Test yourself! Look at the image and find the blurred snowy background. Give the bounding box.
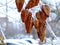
[0,0,60,45]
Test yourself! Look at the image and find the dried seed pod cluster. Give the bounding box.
[15,0,50,42]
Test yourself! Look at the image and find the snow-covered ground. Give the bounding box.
[42,37,60,45]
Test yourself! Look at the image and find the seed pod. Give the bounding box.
[15,0,24,12]
[25,0,39,9]
[34,18,46,42]
[34,18,40,32]
[37,30,45,42]
[35,11,47,42]
[42,5,50,17]
[21,10,29,23]
[25,12,32,33]
[36,11,46,24]
[25,19,34,33]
